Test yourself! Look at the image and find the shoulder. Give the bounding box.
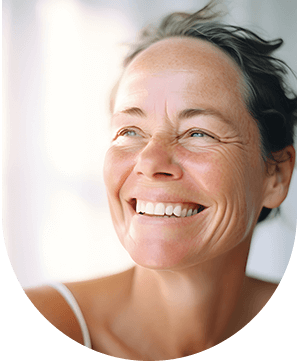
[239,276,278,323]
[64,267,135,317]
[222,276,278,341]
[25,268,135,350]
[63,268,136,351]
[25,284,85,345]
[244,276,278,307]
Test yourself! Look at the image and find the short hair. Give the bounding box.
[116,1,297,223]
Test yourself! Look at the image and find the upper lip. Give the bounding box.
[123,185,210,212]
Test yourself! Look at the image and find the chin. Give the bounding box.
[122,233,193,270]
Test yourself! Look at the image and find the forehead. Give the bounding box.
[114,37,249,123]
[125,36,241,77]
[117,37,243,106]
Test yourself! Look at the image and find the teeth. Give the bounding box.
[145,202,154,215]
[141,201,146,213]
[173,205,182,217]
[136,200,141,213]
[181,208,187,217]
[135,200,204,218]
[154,203,165,216]
[165,205,173,216]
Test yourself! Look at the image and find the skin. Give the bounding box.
[25,37,295,360]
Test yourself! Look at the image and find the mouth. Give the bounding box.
[131,199,206,218]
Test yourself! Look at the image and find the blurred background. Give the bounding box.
[2,0,297,288]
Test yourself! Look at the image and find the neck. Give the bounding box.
[129,239,251,359]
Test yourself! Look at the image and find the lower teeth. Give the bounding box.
[138,213,200,217]
[139,213,172,217]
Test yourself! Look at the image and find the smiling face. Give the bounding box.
[104,37,271,270]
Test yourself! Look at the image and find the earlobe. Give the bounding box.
[262,145,295,209]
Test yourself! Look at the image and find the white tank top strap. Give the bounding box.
[48,282,92,349]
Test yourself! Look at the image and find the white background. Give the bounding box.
[2,0,297,288]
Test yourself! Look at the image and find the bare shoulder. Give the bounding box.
[222,276,278,341]
[64,267,135,316]
[25,285,84,344]
[25,268,135,352]
[62,267,136,352]
[238,276,278,324]
[244,276,278,307]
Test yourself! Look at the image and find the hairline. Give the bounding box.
[110,35,264,156]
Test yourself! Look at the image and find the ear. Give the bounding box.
[262,146,295,209]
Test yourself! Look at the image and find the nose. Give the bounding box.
[133,138,183,180]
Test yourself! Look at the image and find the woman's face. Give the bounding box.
[104,37,270,270]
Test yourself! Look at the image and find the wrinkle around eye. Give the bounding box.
[113,126,145,140]
[177,130,219,149]
[112,127,150,150]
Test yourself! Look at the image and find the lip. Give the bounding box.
[128,197,204,206]
[125,189,209,206]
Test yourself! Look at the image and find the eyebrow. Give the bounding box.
[177,108,232,125]
[113,107,146,118]
[113,107,232,126]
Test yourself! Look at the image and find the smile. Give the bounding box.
[135,199,206,218]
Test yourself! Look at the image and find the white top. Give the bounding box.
[48,282,92,349]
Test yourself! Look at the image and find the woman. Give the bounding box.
[25,2,296,360]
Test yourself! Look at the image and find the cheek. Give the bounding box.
[200,157,226,193]
[181,149,243,196]
[180,147,265,220]
[180,149,264,256]
[103,146,135,197]
[103,147,137,241]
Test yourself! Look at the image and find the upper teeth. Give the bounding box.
[136,200,201,217]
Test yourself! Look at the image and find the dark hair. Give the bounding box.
[118,1,297,223]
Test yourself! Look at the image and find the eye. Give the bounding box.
[190,131,206,138]
[187,129,216,140]
[112,126,146,144]
[117,127,141,138]
[177,128,219,150]
[123,130,137,137]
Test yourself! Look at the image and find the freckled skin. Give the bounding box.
[26,37,295,360]
[104,37,268,269]
[103,38,295,359]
